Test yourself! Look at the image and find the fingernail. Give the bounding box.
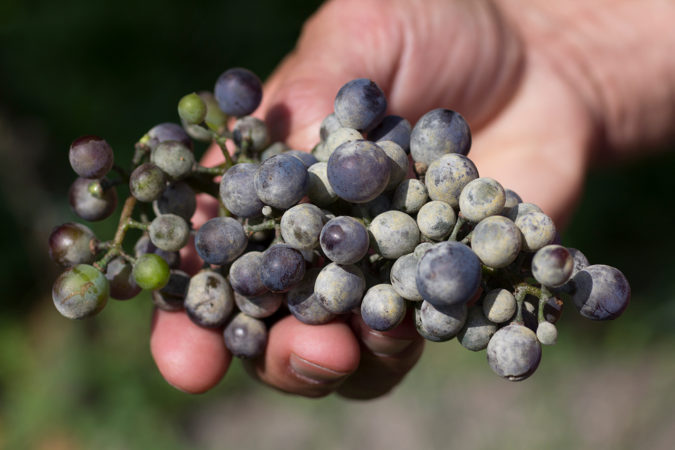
[360,329,414,357]
[289,353,350,384]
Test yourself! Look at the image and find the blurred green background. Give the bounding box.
[1,1,675,449]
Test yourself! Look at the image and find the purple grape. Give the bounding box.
[327,140,390,203]
[254,154,308,210]
[220,163,264,218]
[69,135,114,179]
[48,222,97,267]
[69,177,118,221]
[260,244,306,293]
[195,217,247,265]
[319,216,369,265]
[410,108,471,165]
[368,115,412,153]
[334,78,387,131]
[572,264,630,320]
[145,122,192,151]
[214,68,263,117]
[228,251,267,297]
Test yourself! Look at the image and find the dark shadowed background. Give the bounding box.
[1,1,675,449]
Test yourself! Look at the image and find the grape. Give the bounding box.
[234,291,283,319]
[145,123,192,151]
[150,140,195,180]
[515,212,556,252]
[152,269,190,311]
[261,142,288,162]
[254,154,308,210]
[48,222,97,267]
[280,203,325,250]
[410,108,471,165]
[52,264,108,319]
[260,244,306,293]
[390,253,422,301]
[377,140,408,190]
[233,116,269,152]
[501,188,522,218]
[320,113,342,141]
[542,297,564,324]
[532,245,574,287]
[414,301,467,342]
[521,297,539,332]
[458,177,506,222]
[69,177,118,221]
[416,201,456,241]
[284,150,318,168]
[391,179,428,213]
[69,135,114,179]
[505,202,542,222]
[195,217,247,265]
[482,288,516,323]
[228,251,267,297]
[572,264,630,320]
[219,163,264,218]
[457,306,497,351]
[471,216,522,268]
[368,115,412,153]
[185,269,234,328]
[307,162,338,206]
[416,241,481,308]
[129,163,167,203]
[334,78,387,131]
[320,216,369,265]
[318,127,362,162]
[536,322,558,345]
[214,68,263,117]
[177,92,207,125]
[153,181,196,222]
[568,247,590,276]
[327,140,390,203]
[369,210,420,259]
[223,312,267,358]
[134,234,181,269]
[133,253,170,290]
[413,242,435,260]
[315,263,366,314]
[182,92,227,141]
[361,284,406,332]
[149,214,190,252]
[425,153,479,208]
[105,256,141,300]
[487,324,542,381]
[287,268,336,325]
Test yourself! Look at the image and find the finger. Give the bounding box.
[150,309,231,393]
[471,53,593,227]
[244,315,360,398]
[336,311,424,400]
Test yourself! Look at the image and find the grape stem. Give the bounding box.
[93,196,137,272]
[193,164,227,176]
[449,216,466,241]
[244,219,276,236]
[538,286,552,323]
[215,136,235,169]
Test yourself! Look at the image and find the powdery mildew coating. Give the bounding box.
[315,263,366,314]
[415,301,467,342]
[184,269,234,328]
[334,78,387,131]
[487,324,542,381]
[369,210,420,259]
[416,201,456,241]
[425,153,478,208]
[287,268,335,325]
[572,264,631,320]
[458,306,497,351]
[458,177,506,223]
[532,245,574,287]
[307,162,337,206]
[390,253,423,301]
[377,140,409,191]
[149,214,189,252]
[392,179,428,214]
[471,216,522,268]
[482,288,517,323]
[515,212,557,252]
[151,141,194,180]
[360,284,407,331]
[410,108,471,165]
[280,203,325,250]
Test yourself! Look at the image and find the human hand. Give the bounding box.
[150,0,675,396]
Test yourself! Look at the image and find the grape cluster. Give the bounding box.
[49,69,631,382]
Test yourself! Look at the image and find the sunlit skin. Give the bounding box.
[150,0,675,396]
